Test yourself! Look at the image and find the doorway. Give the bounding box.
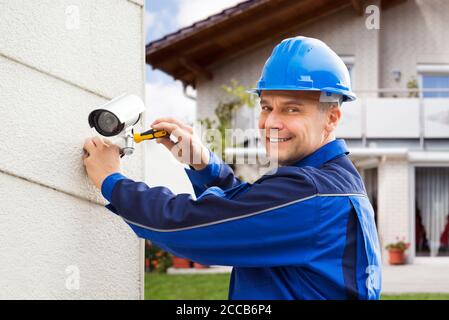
[415,167,449,257]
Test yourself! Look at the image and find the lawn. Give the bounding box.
[145,273,231,300]
[145,273,449,300]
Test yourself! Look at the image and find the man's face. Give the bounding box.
[258,90,333,166]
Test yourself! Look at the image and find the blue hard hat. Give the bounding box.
[250,36,356,102]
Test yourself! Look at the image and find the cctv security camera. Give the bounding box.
[88,94,145,137]
[87,94,168,157]
[88,94,145,156]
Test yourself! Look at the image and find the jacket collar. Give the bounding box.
[292,139,349,168]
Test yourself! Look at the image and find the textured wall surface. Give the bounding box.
[380,0,449,92]
[0,0,145,299]
[377,158,411,263]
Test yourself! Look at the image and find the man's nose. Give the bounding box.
[264,112,284,132]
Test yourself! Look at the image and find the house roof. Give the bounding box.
[145,0,406,88]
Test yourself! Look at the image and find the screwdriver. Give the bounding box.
[133,129,169,143]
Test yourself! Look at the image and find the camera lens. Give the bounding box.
[93,110,123,136]
[97,111,119,133]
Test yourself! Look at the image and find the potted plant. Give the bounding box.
[172,255,192,269]
[385,237,410,265]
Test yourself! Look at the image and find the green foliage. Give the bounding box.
[385,237,410,251]
[407,76,419,98]
[145,241,172,273]
[198,79,257,160]
[221,79,257,110]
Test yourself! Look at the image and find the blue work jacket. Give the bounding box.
[101,139,382,300]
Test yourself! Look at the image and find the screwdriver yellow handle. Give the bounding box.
[134,129,168,143]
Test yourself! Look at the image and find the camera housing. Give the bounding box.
[88,94,146,156]
[88,94,145,137]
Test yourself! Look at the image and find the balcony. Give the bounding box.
[225,89,449,159]
[336,89,449,143]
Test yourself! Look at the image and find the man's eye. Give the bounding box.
[261,106,271,112]
[287,107,299,113]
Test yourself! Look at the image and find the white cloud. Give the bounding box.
[145,9,174,41]
[144,82,196,126]
[144,10,155,32]
[176,0,244,29]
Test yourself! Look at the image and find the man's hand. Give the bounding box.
[151,117,210,170]
[83,137,121,189]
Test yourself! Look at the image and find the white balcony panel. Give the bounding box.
[335,100,362,138]
[366,98,420,138]
[424,99,449,138]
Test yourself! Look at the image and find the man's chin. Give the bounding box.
[265,151,289,166]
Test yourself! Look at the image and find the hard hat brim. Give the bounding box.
[247,88,356,102]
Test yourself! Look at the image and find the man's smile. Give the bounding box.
[266,136,293,143]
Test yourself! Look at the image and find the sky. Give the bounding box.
[144,0,245,124]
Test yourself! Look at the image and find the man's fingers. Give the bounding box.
[103,138,113,146]
[152,122,191,143]
[83,138,96,154]
[156,137,176,151]
[151,117,193,133]
[168,127,190,142]
[92,136,104,149]
[83,136,114,156]
[151,121,181,135]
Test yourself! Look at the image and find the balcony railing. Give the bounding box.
[336,89,449,147]
[225,89,449,157]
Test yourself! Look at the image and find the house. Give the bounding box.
[146,0,449,263]
[0,1,145,298]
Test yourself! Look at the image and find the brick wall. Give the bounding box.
[377,157,412,263]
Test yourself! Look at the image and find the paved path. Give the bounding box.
[382,258,449,293]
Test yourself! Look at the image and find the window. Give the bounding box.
[417,64,449,98]
[422,75,449,98]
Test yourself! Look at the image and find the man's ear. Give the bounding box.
[325,105,341,133]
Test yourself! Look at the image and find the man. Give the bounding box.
[83,36,382,300]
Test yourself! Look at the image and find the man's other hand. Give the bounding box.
[83,137,121,189]
[151,117,210,170]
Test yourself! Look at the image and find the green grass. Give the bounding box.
[145,273,449,300]
[381,293,449,300]
[145,273,231,300]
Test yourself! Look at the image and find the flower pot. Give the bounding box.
[193,262,209,269]
[172,256,191,268]
[388,249,406,265]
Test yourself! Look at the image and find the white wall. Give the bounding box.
[0,0,145,299]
